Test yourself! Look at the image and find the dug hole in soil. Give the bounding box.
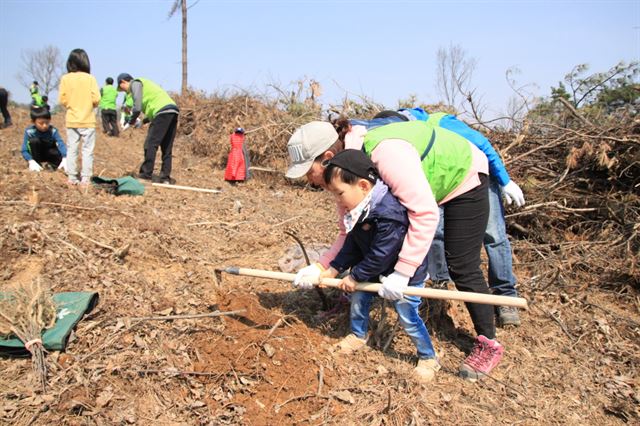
[0,106,638,425]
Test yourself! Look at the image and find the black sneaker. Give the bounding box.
[153,176,176,185]
[133,172,152,181]
[497,306,521,327]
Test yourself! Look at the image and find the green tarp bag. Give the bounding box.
[0,291,99,356]
[91,176,145,196]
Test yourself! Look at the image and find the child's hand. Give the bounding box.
[318,267,338,288]
[338,275,357,292]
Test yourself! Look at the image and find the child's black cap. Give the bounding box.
[327,149,378,183]
[30,106,51,121]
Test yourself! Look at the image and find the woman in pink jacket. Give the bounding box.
[286,118,503,382]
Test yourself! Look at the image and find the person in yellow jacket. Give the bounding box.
[117,73,179,184]
[58,49,100,186]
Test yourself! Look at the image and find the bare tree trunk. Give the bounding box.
[181,0,188,95]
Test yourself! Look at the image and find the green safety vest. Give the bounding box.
[425,112,448,126]
[31,93,43,106]
[99,85,118,110]
[135,78,176,120]
[362,121,473,203]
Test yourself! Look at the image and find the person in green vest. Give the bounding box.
[120,92,135,128]
[116,73,179,184]
[288,119,505,382]
[347,108,526,326]
[99,77,119,137]
[30,81,41,106]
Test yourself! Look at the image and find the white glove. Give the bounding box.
[28,160,43,172]
[378,271,410,301]
[122,123,130,131]
[501,180,525,208]
[57,157,67,171]
[293,263,323,290]
[134,118,142,128]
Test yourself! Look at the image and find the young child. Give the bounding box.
[21,106,67,172]
[313,149,440,383]
[58,48,100,186]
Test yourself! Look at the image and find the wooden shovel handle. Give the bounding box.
[222,267,528,309]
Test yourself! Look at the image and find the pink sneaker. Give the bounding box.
[459,335,504,382]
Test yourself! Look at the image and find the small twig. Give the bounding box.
[382,322,400,353]
[57,238,86,258]
[136,369,220,377]
[556,96,595,127]
[248,166,280,173]
[317,365,324,396]
[186,220,249,227]
[274,393,329,412]
[264,317,285,341]
[128,309,246,322]
[270,216,302,228]
[536,306,575,341]
[504,134,567,166]
[70,230,116,251]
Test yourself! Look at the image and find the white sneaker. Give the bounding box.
[413,358,441,383]
[334,334,367,355]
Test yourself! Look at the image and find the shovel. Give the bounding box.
[219,267,528,309]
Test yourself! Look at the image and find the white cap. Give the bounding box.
[285,122,338,179]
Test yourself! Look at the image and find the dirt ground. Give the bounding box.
[0,109,638,425]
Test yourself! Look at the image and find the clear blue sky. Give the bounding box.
[1,0,638,119]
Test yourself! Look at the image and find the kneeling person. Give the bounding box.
[22,106,67,172]
[297,149,440,383]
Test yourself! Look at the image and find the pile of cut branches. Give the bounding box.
[489,108,639,290]
[174,92,320,170]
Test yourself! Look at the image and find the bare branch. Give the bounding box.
[16,45,64,97]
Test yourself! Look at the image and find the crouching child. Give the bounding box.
[22,106,67,172]
[300,149,440,383]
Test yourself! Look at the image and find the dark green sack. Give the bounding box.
[91,176,145,195]
[0,291,99,355]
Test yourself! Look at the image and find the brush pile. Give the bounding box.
[174,91,321,171]
[487,105,639,293]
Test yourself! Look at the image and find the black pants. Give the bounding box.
[101,109,119,136]
[442,173,495,339]
[0,88,11,126]
[139,112,178,179]
[29,139,62,168]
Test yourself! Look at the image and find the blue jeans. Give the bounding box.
[427,177,518,297]
[350,284,436,359]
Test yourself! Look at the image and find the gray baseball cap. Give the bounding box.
[285,121,338,179]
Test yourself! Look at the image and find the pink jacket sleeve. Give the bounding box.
[370,139,439,277]
[318,203,347,269]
